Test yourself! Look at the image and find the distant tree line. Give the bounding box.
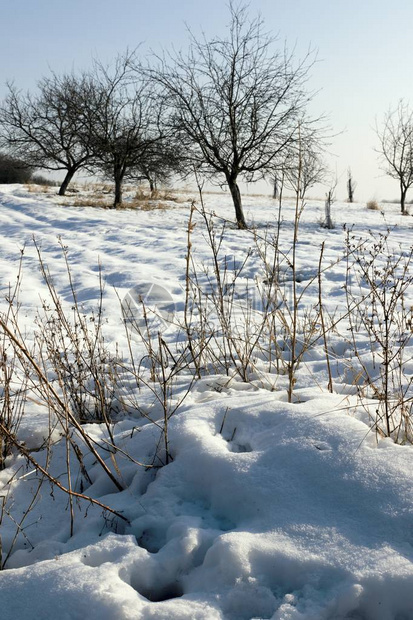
[0,3,327,227]
[0,152,33,184]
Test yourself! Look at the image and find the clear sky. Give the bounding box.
[1,0,413,201]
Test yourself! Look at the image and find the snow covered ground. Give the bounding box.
[0,183,413,619]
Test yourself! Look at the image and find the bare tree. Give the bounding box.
[133,139,184,193]
[149,3,315,228]
[322,184,336,229]
[272,176,279,199]
[82,52,169,208]
[347,167,356,203]
[0,74,94,195]
[376,101,413,214]
[282,142,326,199]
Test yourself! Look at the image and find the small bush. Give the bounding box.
[366,200,379,210]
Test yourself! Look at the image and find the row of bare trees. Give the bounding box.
[0,3,326,225]
[0,54,182,207]
[1,2,410,221]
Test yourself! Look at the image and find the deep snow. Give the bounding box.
[0,184,413,619]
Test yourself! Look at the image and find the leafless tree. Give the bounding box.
[376,101,413,214]
[82,52,170,208]
[133,139,185,193]
[0,74,94,195]
[149,3,316,228]
[347,167,356,203]
[282,141,326,199]
[322,184,336,229]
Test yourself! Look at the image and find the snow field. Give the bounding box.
[0,184,413,619]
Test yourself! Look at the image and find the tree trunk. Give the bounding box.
[400,185,407,214]
[113,174,123,208]
[348,179,353,203]
[228,178,247,229]
[273,177,278,199]
[58,167,77,196]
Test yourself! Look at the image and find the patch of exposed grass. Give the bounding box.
[25,183,54,194]
[71,197,113,208]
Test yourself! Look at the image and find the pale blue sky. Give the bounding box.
[2,0,413,201]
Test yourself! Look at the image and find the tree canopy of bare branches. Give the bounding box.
[0,74,94,195]
[376,101,413,214]
[149,3,316,228]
